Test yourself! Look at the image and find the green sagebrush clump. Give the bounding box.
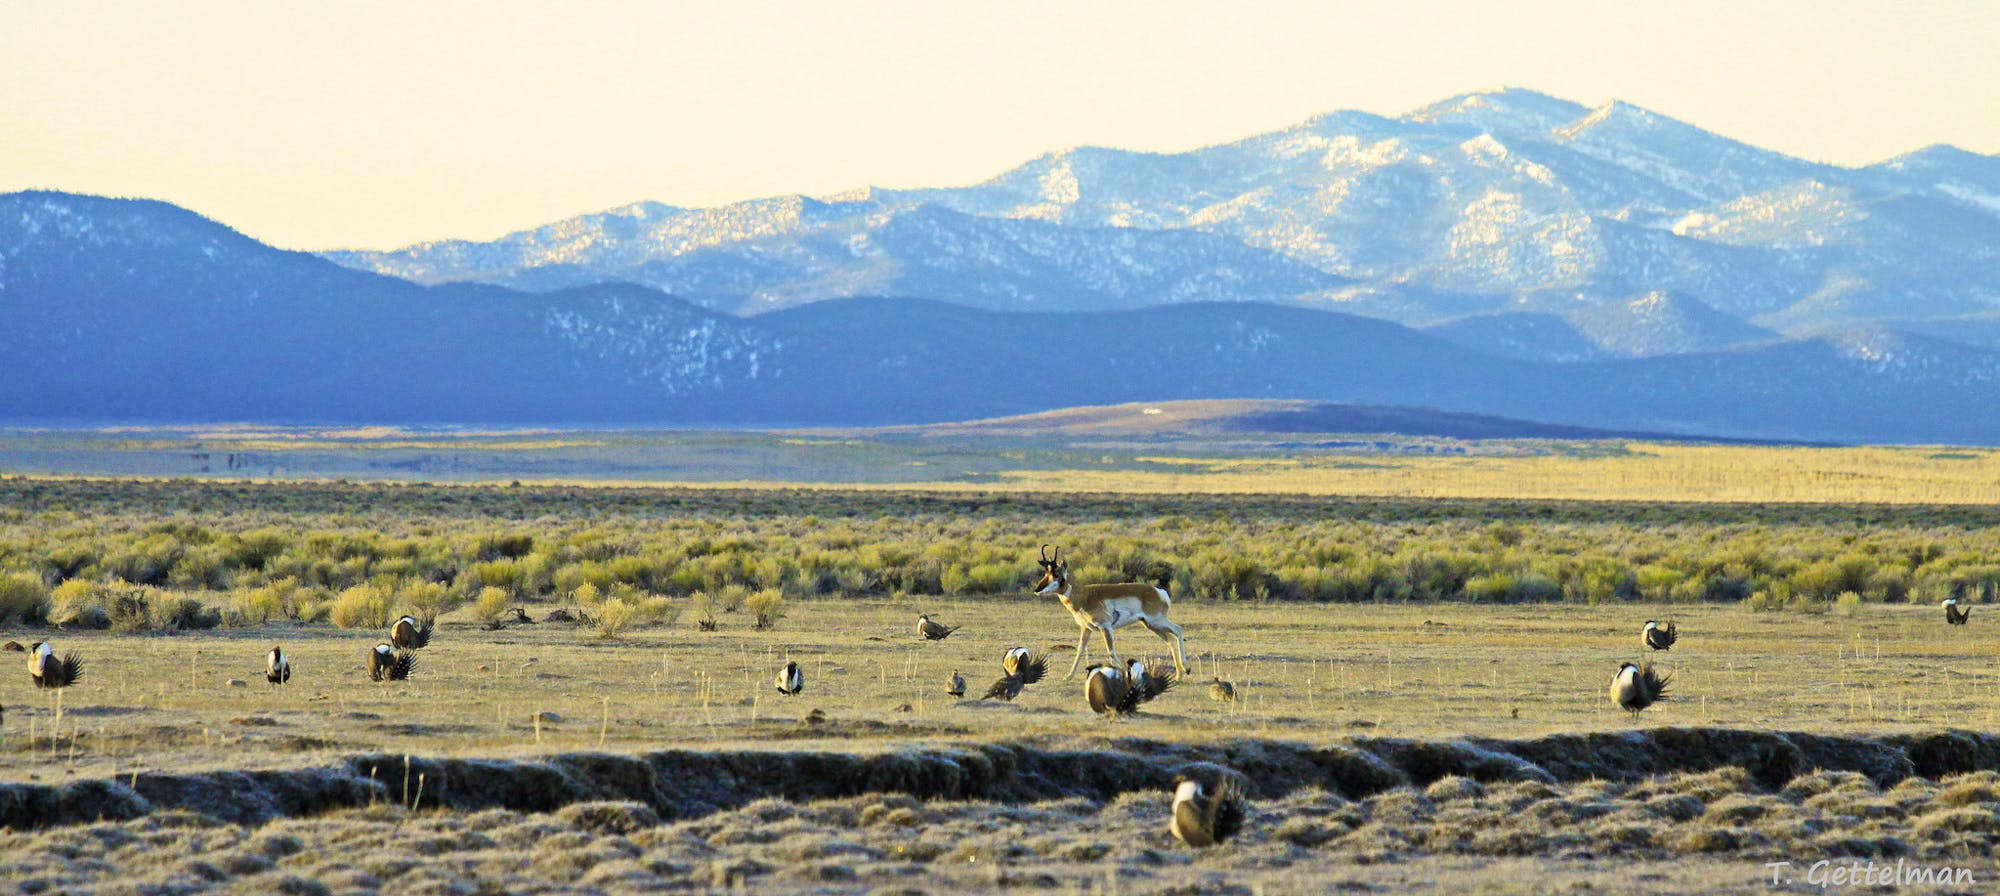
[329,583,394,630]
[107,587,221,632]
[747,588,785,631]
[0,572,52,625]
[10,479,2000,620]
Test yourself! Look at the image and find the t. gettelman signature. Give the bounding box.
[1765,859,1975,889]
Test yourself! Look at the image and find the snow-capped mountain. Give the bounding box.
[9,190,2000,443]
[326,88,2000,353]
[0,191,779,423]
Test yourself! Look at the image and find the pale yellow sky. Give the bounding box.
[4,1,1995,250]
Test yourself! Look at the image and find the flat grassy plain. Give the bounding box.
[3,467,2000,893]
[6,424,2000,502]
[5,600,2000,894]
[5,600,1999,779]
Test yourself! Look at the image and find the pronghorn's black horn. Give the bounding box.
[1040,543,1051,562]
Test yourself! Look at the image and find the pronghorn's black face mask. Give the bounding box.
[1034,545,1067,595]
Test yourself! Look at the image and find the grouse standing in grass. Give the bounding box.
[390,615,433,649]
[28,642,83,690]
[1170,768,1247,847]
[946,670,966,698]
[266,646,291,685]
[1123,658,1177,709]
[1643,620,1678,650]
[775,661,804,696]
[982,646,1049,700]
[1208,678,1237,703]
[1085,663,1131,717]
[368,643,416,682]
[1610,662,1669,717]
[917,614,960,641]
[1945,598,1971,626]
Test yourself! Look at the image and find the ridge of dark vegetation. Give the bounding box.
[4,728,1997,831]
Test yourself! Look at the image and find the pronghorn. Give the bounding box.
[982,646,1050,701]
[917,614,960,641]
[1170,768,1248,847]
[1033,544,1189,679]
[1945,598,1971,626]
[1642,620,1678,650]
[1610,662,1669,717]
[775,661,803,696]
[390,615,433,649]
[266,646,291,685]
[369,643,416,682]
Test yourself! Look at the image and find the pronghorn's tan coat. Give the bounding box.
[1034,545,1190,679]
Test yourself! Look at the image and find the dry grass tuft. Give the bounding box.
[1423,775,1486,803]
[555,801,662,836]
[1933,770,2000,807]
[1910,805,2000,838]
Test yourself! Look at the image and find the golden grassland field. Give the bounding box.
[3,476,2000,893]
[7,426,2000,503]
[5,600,2000,775]
[5,600,2000,894]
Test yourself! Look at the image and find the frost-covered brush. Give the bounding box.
[1033,544,1189,679]
[1610,661,1669,717]
[390,615,433,649]
[1085,663,1131,718]
[917,614,960,641]
[1944,598,1971,626]
[945,670,965,698]
[369,643,417,682]
[1170,770,1247,848]
[775,661,803,696]
[266,646,291,685]
[28,642,83,690]
[1643,620,1678,650]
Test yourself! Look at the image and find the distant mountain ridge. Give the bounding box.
[6,190,2000,444]
[325,89,2000,359]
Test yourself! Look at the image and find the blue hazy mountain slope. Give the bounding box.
[7,190,2000,443]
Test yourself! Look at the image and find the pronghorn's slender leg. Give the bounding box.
[1144,619,1190,675]
[1100,624,1119,670]
[1068,627,1092,678]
